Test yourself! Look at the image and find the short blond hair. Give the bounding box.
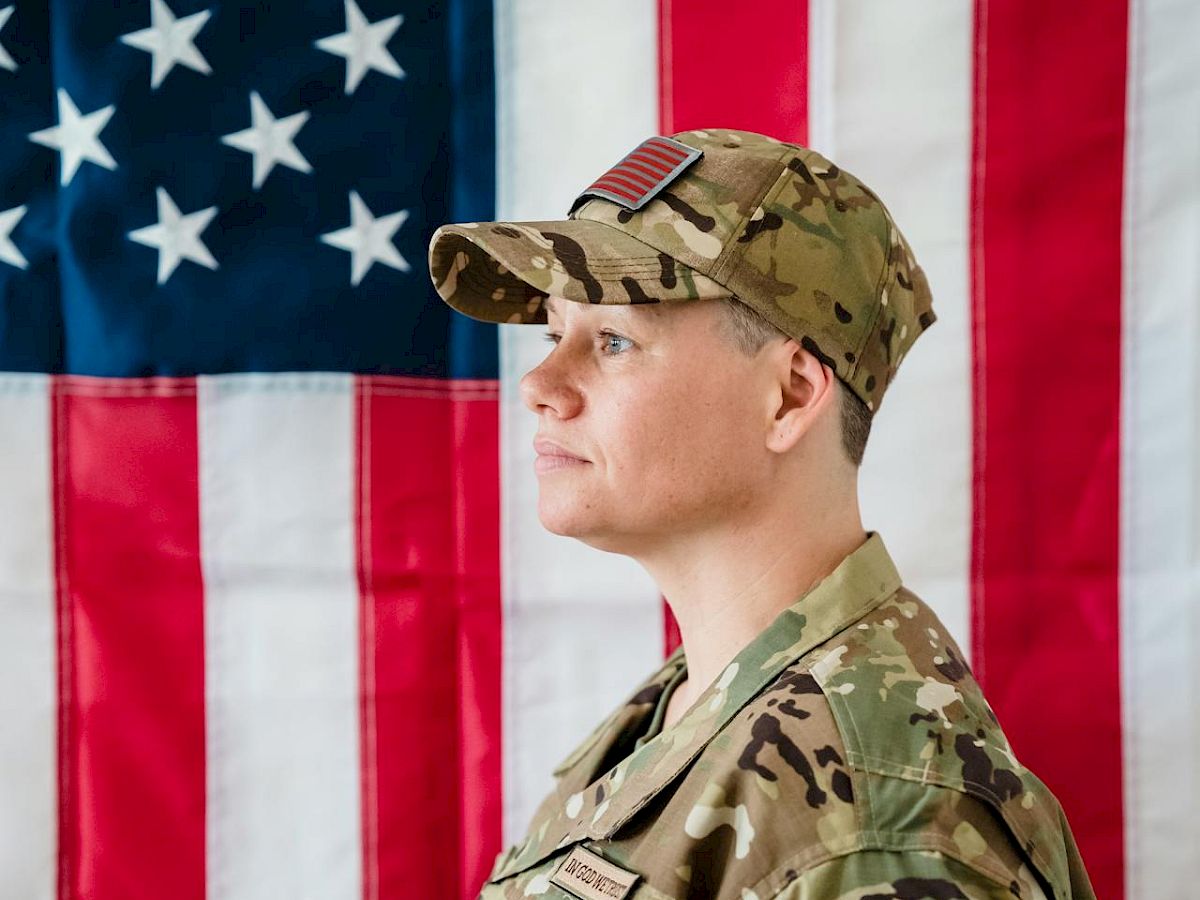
[713,296,873,467]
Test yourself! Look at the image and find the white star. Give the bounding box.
[127,187,218,284]
[120,0,212,90]
[314,0,404,94]
[220,91,312,189]
[28,89,117,186]
[320,191,410,286]
[0,6,17,73]
[0,205,29,270]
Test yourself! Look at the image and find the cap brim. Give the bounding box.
[427,217,731,325]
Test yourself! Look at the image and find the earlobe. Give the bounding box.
[766,353,834,454]
[768,404,810,454]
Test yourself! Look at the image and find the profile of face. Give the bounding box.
[520,295,833,557]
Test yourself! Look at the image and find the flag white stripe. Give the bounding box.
[806,0,837,158]
[810,0,976,658]
[1121,0,1200,894]
[0,375,55,900]
[495,0,666,843]
[198,374,362,899]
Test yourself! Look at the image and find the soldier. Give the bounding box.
[427,129,1097,900]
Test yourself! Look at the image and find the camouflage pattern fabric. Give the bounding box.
[428,128,937,414]
[477,532,1097,900]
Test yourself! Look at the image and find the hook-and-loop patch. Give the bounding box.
[569,136,703,215]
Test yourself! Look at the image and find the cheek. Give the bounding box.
[611,379,754,491]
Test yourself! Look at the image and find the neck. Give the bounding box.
[639,508,868,711]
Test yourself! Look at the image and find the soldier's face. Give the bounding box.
[520,294,777,555]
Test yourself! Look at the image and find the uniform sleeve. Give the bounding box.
[767,846,1053,900]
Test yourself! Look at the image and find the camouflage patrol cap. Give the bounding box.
[427,128,937,413]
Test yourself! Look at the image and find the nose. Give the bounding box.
[519,345,583,419]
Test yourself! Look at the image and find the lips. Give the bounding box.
[535,436,590,472]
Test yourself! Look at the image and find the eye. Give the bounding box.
[541,330,634,356]
[595,331,633,355]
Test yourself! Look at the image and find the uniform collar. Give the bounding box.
[491,531,903,882]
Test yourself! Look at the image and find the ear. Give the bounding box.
[765,338,839,454]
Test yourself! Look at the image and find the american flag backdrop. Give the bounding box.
[0,1,1196,898]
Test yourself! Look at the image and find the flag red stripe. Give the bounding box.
[657,0,809,656]
[636,145,686,167]
[357,379,379,900]
[588,178,641,202]
[626,151,673,176]
[358,377,502,900]
[662,606,682,659]
[607,165,656,190]
[589,173,643,194]
[969,1,1128,897]
[53,378,206,900]
[658,0,809,141]
[595,172,648,196]
[643,138,688,160]
[620,159,669,183]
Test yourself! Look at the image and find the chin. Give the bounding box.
[536,501,631,554]
[536,502,595,539]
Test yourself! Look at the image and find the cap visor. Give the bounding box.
[427,217,730,325]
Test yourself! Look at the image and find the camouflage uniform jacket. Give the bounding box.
[478,531,1098,900]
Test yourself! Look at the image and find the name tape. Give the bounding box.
[549,845,640,900]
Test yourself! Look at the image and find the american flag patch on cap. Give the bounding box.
[569,136,703,214]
